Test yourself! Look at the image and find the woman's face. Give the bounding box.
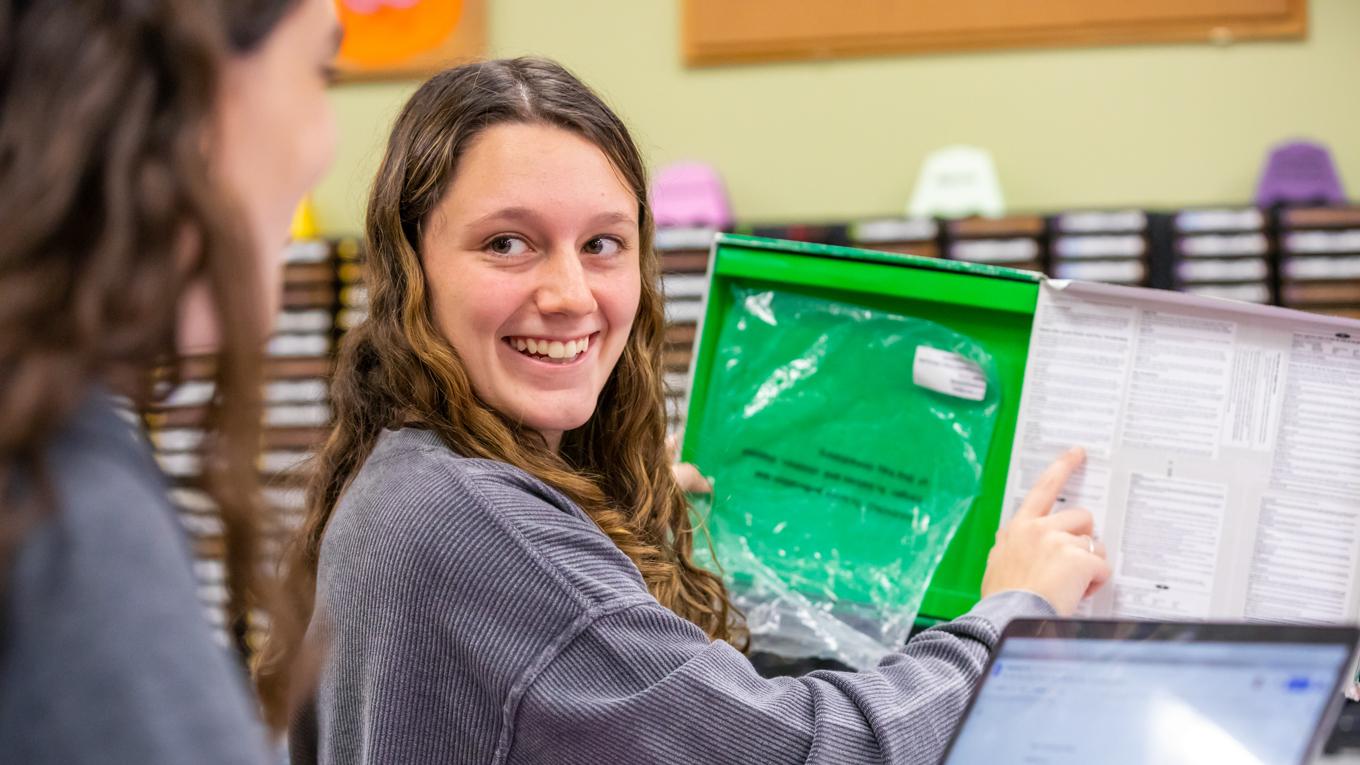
[180,0,340,353]
[420,122,643,451]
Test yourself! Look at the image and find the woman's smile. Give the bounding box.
[502,331,600,365]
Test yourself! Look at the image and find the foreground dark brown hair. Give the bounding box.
[256,58,744,723]
[0,0,300,731]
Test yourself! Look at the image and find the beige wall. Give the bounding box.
[313,0,1360,235]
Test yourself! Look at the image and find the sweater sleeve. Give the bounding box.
[0,423,270,765]
[309,434,1054,765]
[505,591,1049,765]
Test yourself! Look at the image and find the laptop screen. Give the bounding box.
[942,635,1354,765]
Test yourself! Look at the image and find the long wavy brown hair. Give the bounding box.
[257,58,742,721]
[0,0,301,730]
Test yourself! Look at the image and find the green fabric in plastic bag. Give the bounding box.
[690,287,1001,669]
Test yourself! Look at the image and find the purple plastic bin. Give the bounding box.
[1255,140,1346,207]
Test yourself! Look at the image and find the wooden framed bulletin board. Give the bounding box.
[683,0,1307,67]
[333,0,486,81]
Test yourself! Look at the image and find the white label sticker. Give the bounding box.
[913,346,987,401]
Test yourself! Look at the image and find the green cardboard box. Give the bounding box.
[680,233,1040,624]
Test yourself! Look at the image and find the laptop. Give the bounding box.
[939,619,1360,765]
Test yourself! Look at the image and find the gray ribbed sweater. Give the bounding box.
[300,427,1053,764]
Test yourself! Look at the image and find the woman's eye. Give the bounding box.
[488,236,529,256]
[584,237,621,256]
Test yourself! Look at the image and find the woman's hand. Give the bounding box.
[672,462,712,494]
[666,434,712,494]
[980,447,1111,615]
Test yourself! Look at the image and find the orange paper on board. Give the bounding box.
[332,0,484,80]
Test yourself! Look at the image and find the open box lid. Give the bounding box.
[680,233,1040,623]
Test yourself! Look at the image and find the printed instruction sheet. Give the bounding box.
[1003,280,1360,623]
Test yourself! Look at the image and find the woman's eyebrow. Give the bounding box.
[588,210,638,228]
[467,206,542,228]
[465,207,637,229]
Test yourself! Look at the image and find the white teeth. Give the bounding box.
[511,335,592,359]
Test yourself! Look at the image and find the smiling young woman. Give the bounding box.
[263,57,1110,765]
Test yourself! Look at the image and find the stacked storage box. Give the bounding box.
[1170,207,1274,304]
[655,226,719,434]
[1277,206,1360,318]
[944,215,1046,274]
[848,216,940,258]
[146,239,337,651]
[1048,209,1150,286]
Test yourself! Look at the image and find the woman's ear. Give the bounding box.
[176,276,221,357]
[174,224,221,356]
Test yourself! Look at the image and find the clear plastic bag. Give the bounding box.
[689,287,1001,669]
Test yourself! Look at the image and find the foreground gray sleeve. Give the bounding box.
[0,452,270,764]
[506,590,1048,765]
[308,437,1052,765]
